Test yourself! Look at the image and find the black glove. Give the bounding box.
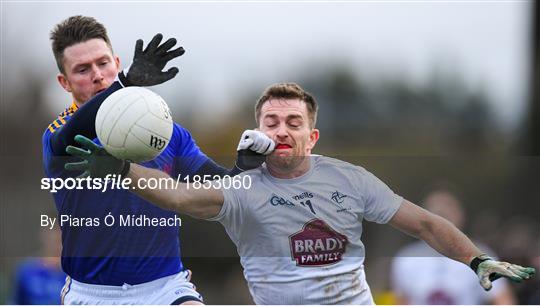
[234,130,275,172]
[235,149,267,171]
[120,33,185,87]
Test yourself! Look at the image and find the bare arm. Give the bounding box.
[128,164,224,219]
[389,200,483,265]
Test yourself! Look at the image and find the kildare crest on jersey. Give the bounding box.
[289,219,348,267]
[331,190,351,212]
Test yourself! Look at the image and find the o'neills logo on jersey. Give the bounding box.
[289,219,348,267]
[292,191,313,201]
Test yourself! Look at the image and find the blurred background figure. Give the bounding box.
[10,221,65,304]
[390,185,516,305]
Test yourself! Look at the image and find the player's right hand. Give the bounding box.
[64,135,130,178]
[237,130,275,154]
[471,255,536,291]
[123,33,185,86]
[235,130,275,171]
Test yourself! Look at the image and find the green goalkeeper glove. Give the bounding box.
[470,254,536,291]
[64,135,130,178]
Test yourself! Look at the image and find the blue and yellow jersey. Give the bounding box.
[46,102,78,134]
[42,92,209,285]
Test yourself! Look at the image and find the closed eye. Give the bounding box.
[288,120,302,128]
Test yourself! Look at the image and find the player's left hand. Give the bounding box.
[123,33,185,86]
[64,135,130,178]
[471,254,536,291]
[235,130,275,171]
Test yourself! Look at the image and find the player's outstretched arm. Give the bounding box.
[195,130,275,177]
[50,34,184,156]
[128,163,224,219]
[389,200,535,290]
[65,135,223,219]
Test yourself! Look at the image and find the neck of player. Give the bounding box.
[267,156,311,179]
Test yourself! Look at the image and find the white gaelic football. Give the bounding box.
[95,87,173,162]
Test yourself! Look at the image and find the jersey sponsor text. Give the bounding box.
[289,219,348,266]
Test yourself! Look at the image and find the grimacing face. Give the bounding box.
[57,38,120,105]
[258,98,319,173]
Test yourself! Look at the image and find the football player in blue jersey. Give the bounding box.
[43,16,274,304]
[11,222,66,304]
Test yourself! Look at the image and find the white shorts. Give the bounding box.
[248,268,375,305]
[61,270,203,305]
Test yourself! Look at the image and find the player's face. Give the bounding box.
[57,38,120,105]
[259,99,319,173]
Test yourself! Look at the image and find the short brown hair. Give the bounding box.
[255,83,318,128]
[50,15,112,73]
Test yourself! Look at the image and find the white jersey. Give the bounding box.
[391,240,506,305]
[209,155,403,304]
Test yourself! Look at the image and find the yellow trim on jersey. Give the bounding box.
[68,102,79,113]
[47,101,79,133]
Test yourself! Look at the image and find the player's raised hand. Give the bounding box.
[235,130,275,171]
[124,33,185,86]
[470,254,536,291]
[64,135,130,178]
[237,130,275,154]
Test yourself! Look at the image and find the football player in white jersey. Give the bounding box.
[66,83,536,304]
[391,188,516,304]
